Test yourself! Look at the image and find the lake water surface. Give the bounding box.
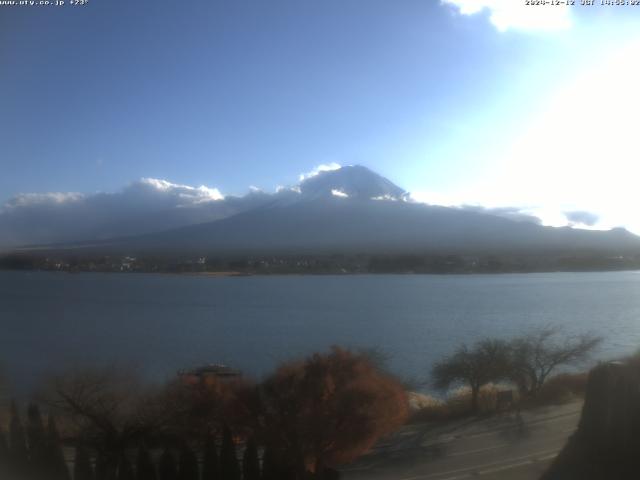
[2,270,640,393]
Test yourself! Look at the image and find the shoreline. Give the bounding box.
[2,268,640,277]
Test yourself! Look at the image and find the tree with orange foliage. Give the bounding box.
[257,346,409,478]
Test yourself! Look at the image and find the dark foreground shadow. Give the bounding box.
[542,361,640,480]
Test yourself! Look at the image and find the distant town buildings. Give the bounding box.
[178,364,243,385]
[4,252,640,275]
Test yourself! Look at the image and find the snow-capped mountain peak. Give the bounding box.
[297,165,407,201]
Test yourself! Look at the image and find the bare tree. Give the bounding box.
[432,339,511,413]
[507,327,601,397]
[41,366,162,476]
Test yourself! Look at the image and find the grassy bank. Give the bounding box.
[409,371,589,424]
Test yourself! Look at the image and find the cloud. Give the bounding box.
[5,192,85,209]
[2,179,223,214]
[409,191,542,224]
[485,39,640,234]
[331,189,349,198]
[459,205,542,225]
[0,178,231,248]
[409,190,466,207]
[565,210,599,227]
[372,194,399,201]
[298,163,341,182]
[131,178,224,205]
[442,0,572,32]
[276,185,302,194]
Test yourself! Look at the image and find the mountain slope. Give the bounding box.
[100,196,640,256]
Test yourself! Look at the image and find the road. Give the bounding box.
[341,402,582,480]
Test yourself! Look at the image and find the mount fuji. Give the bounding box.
[55,165,640,257]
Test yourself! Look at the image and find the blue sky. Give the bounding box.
[2,0,640,233]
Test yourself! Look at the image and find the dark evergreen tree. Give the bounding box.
[260,446,278,480]
[47,414,70,480]
[220,425,240,480]
[0,426,9,478]
[178,444,198,480]
[136,446,157,480]
[242,437,260,480]
[9,401,29,476]
[317,467,340,480]
[261,446,296,480]
[158,449,178,480]
[74,446,95,480]
[27,403,48,478]
[201,435,219,480]
[116,453,134,480]
[95,450,116,480]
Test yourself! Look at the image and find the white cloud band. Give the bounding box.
[298,163,342,182]
[442,0,572,32]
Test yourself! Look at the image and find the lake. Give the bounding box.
[2,270,640,394]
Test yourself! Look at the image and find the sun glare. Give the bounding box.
[495,37,640,232]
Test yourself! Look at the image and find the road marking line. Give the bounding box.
[479,452,558,475]
[447,443,508,457]
[444,431,570,459]
[536,453,559,462]
[463,411,580,440]
[396,448,560,480]
[434,475,472,480]
[478,459,534,475]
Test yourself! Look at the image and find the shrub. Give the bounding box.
[525,372,588,407]
[409,384,518,423]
